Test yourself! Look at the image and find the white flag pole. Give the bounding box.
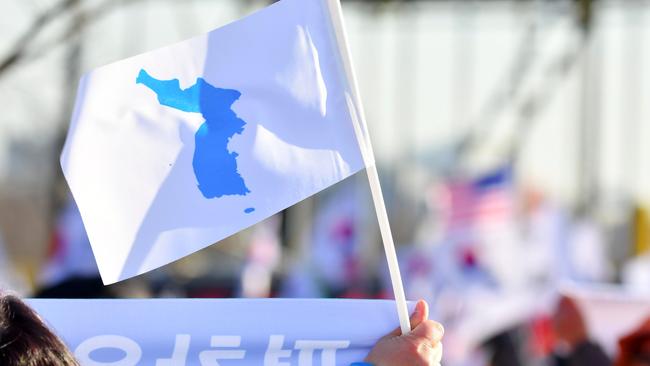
[323,0,412,335]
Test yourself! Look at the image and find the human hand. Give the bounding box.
[364,300,444,366]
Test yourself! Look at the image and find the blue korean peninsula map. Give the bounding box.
[136,69,253,211]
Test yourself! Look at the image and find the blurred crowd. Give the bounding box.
[1,163,649,366]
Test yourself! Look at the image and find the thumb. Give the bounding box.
[409,299,429,330]
[386,300,429,337]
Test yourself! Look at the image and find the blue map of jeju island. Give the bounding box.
[136,69,251,203]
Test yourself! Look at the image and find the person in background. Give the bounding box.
[484,329,524,366]
[0,292,79,365]
[551,295,610,366]
[615,317,650,366]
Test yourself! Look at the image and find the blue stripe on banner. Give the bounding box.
[28,298,413,366]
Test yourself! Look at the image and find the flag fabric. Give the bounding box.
[435,167,517,286]
[61,0,368,284]
[29,298,413,366]
[441,167,515,233]
[310,180,365,295]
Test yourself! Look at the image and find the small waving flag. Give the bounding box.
[61,0,369,284]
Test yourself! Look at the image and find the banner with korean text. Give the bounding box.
[29,299,412,366]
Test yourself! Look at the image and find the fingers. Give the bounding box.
[412,321,444,366]
[371,308,445,366]
[411,319,445,344]
[430,342,443,366]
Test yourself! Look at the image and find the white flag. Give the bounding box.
[61,0,370,284]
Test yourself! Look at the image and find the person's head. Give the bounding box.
[616,317,650,366]
[552,295,588,349]
[0,292,78,365]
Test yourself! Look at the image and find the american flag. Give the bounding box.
[439,166,516,233]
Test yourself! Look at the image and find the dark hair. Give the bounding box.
[616,317,650,366]
[0,293,79,365]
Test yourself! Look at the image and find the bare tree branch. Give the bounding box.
[0,0,267,79]
[0,0,78,75]
[19,0,118,67]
